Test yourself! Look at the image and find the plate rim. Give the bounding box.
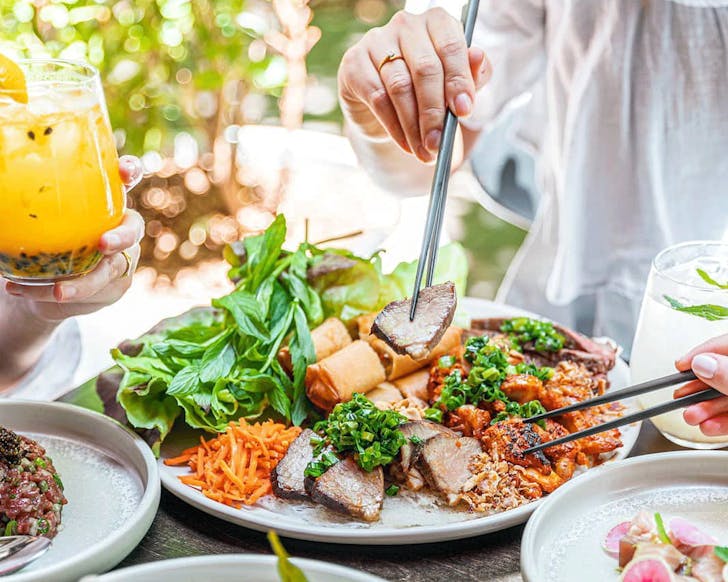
[82,553,387,581]
[520,450,728,582]
[158,297,639,545]
[0,400,161,582]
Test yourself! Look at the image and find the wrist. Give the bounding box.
[0,290,60,391]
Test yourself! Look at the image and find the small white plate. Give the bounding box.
[82,554,386,582]
[159,298,640,544]
[521,451,728,582]
[0,401,160,582]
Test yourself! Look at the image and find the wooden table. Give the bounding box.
[81,410,684,581]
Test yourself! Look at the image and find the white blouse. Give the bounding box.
[417,0,728,351]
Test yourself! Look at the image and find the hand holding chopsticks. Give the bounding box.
[409,0,481,321]
[521,370,722,455]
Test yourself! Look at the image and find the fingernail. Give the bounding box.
[105,234,121,249]
[416,145,433,162]
[454,93,472,117]
[4,284,21,297]
[60,286,77,301]
[425,130,441,152]
[693,354,718,379]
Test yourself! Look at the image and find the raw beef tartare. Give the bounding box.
[0,426,67,538]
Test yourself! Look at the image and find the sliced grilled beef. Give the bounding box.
[469,317,617,375]
[417,434,482,496]
[305,456,384,522]
[271,429,316,501]
[372,281,457,360]
[398,421,458,473]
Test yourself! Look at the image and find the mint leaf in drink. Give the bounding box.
[664,296,728,321]
[697,268,728,289]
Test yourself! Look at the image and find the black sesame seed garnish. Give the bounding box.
[29,214,37,219]
[44,126,53,136]
[39,185,48,193]
[27,130,35,141]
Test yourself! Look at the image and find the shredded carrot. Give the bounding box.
[164,419,302,508]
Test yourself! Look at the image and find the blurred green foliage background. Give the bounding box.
[0,0,524,297]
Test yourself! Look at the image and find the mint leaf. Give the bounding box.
[715,546,728,563]
[697,268,728,289]
[664,295,728,321]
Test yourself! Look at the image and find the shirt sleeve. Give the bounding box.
[405,0,547,132]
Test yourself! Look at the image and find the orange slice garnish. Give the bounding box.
[0,54,28,104]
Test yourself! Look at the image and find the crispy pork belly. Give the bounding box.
[305,456,384,522]
[372,282,457,361]
[271,429,316,501]
[481,420,551,474]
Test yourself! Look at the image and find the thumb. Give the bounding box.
[469,47,492,90]
[691,353,728,396]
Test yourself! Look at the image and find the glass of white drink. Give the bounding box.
[631,241,728,449]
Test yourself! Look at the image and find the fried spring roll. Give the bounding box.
[305,340,386,412]
[367,382,404,407]
[356,313,376,340]
[392,369,430,401]
[369,325,463,380]
[279,317,352,371]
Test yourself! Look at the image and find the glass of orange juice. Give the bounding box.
[0,58,125,284]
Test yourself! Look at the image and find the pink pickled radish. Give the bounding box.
[620,558,675,582]
[604,521,632,558]
[668,517,717,547]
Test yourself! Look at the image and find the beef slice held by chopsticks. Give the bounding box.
[372,281,457,361]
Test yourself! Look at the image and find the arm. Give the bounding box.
[0,156,144,393]
[340,0,546,195]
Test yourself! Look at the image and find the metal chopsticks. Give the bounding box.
[409,0,481,321]
[522,387,720,456]
[524,370,698,424]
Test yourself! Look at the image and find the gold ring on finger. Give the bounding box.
[377,52,405,73]
[120,250,133,279]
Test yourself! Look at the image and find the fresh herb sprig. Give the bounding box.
[500,317,565,353]
[268,531,308,582]
[697,268,728,290]
[664,295,728,322]
[654,512,672,545]
[304,394,407,477]
[715,546,728,563]
[113,216,320,452]
[426,336,551,427]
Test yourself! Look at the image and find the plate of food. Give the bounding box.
[521,451,728,582]
[102,215,639,545]
[82,533,385,581]
[0,402,160,582]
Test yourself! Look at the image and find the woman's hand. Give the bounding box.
[674,334,728,436]
[3,155,144,321]
[338,8,491,163]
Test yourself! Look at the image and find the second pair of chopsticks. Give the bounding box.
[408,0,481,321]
[522,370,723,455]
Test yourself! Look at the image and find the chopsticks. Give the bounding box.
[522,372,722,456]
[409,0,481,321]
[524,370,698,424]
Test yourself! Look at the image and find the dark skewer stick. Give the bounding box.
[522,387,722,455]
[524,370,698,424]
[409,0,481,321]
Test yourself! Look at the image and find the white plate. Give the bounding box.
[82,554,386,582]
[521,451,728,582]
[159,298,640,544]
[0,401,160,582]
